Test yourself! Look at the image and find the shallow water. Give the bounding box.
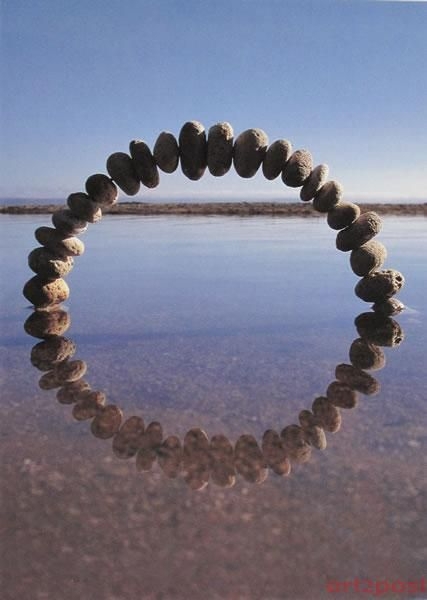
[1,214,426,600]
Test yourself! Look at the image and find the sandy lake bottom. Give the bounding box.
[1,214,426,600]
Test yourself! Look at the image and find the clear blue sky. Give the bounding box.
[1,0,426,202]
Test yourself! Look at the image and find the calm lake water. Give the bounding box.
[1,214,426,600]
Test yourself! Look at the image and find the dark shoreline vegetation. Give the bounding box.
[1,202,426,217]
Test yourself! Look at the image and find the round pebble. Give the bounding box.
[73,390,106,421]
[280,425,312,463]
[355,269,404,302]
[326,381,358,408]
[349,338,386,371]
[54,359,87,384]
[372,297,405,317]
[28,247,74,279]
[261,429,291,476]
[350,241,387,276]
[67,193,102,223]
[297,412,327,450]
[24,308,70,338]
[23,276,70,309]
[85,174,118,207]
[153,131,179,173]
[300,164,329,202]
[112,416,146,459]
[233,128,268,178]
[129,140,160,188]
[179,121,207,181]
[31,337,76,371]
[234,434,268,484]
[335,363,380,395]
[56,379,91,405]
[262,139,292,181]
[39,370,62,390]
[90,405,123,439]
[35,227,85,257]
[106,152,140,196]
[136,448,157,472]
[281,149,313,187]
[355,313,404,347]
[336,211,382,252]
[158,436,183,479]
[311,396,341,432]
[52,209,88,236]
[183,428,210,490]
[210,434,236,488]
[327,202,361,230]
[139,421,163,451]
[207,122,234,177]
[312,180,343,213]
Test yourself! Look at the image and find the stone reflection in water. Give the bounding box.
[25,306,405,490]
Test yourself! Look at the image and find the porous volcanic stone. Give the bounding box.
[335,363,380,395]
[35,227,85,257]
[207,122,234,177]
[300,164,329,201]
[355,313,404,347]
[262,139,292,181]
[91,405,123,439]
[31,337,76,371]
[129,140,159,188]
[312,180,343,213]
[350,241,387,276]
[281,149,313,187]
[261,430,291,476]
[178,121,207,180]
[112,416,146,459]
[52,209,88,236]
[106,152,140,196]
[372,298,405,317]
[327,202,361,230]
[233,128,268,178]
[28,247,74,279]
[157,436,182,479]
[54,359,87,384]
[349,338,386,371]
[24,308,70,339]
[23,276,70,309]
[355,269,404,302]
[67,193,102,223]
[210,434,236,488]
[85,174,118,207]
[234,434,268,484]
[326,381,358,408]
[153,132,179,173]
[336,211,382,252]
[280,425,312,463]
[56,379,91,405]
[311,397,341,432]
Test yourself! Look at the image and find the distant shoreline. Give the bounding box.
[0,202,425,217]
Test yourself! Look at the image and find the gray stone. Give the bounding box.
[67,193,102,223]
[300,164,329,201]
[261,430,291,476]
[335,363,380,395]
[280,425,312,463]
[24,308,70,339]
[85,174,118,207]
[372,298,405,317]
[38,370,62,390]
[281,149,313,187]
[311,396,341,432]
[312,180,343,213]
[350,240,387,276]
[349,338,386,371]
[207,122,234,177]
[355,269,404,302]
[112,416,146,459]
[23,276,70,309]
[326,381,358,408]
[35,227,85,257]
[327,202,361,230]
[262,139,292,181]
[52,209,88,236]
[298,412,327,450]
[153,132,179,173]
[106,152,140,196]
[179,121,207,180]
[91,405,123,439]
[28,247,74,279]
[355,313,404,347]
[233,128,268,178]
[31,337,76,371]
[56,379,91,405]
[54,359,87,384]
[129,140,159,188]
[73,390,106,421]
[336,211,382,252]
